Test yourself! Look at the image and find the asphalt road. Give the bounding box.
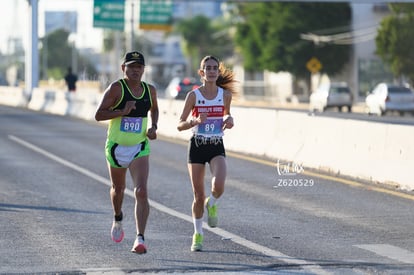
[1,105,414,274]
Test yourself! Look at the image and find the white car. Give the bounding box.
[309,82,353,112]
[365,83,414,116]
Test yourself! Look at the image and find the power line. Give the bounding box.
[301,26,379,45]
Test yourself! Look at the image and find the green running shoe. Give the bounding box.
[191,233,204,252]
[205,197,218,227]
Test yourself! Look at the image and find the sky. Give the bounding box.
[0,0,104,54]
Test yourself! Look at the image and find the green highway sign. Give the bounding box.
[139,0,172,31]
[93,0,125,31]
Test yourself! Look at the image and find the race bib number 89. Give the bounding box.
[198,118,223,135]
[120,117,143,133]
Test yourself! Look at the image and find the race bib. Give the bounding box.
[120,117,143,133]
[197,118,223,135]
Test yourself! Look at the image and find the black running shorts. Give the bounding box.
[188,135,226,164]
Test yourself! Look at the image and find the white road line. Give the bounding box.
[354,244,414,264]
[9,135,330,275]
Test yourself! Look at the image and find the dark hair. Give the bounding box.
[200,55,238,95]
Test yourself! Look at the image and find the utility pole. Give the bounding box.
[25,0,39,98]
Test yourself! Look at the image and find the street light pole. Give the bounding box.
[130,1,135,51]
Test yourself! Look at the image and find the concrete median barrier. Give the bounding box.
[0,86,28,107]
[158,99,414,191]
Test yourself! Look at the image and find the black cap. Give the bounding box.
[123,51,145,66]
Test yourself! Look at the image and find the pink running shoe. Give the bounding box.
[111,221,124,243]
[131,235,147,254]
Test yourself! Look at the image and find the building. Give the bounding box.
[350,2,392,97]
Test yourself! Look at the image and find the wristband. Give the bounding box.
[152,123,157,130]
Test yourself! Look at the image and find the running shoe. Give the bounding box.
[205,197,218,227]
[191,233,203,252]
[131,235,147,254]
[111,221,124,243]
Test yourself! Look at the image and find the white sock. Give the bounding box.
[193,218,203,235]
[208,195,216,207]
[137,234,144,243]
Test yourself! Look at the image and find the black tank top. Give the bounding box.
[114,79,152,117]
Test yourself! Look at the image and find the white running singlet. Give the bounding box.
[191,88,225,138]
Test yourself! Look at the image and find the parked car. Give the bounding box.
[365,83,414,116]
[309,82,353,112]
[165,77,201,100]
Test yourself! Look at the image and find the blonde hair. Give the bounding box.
[200,55,238,95]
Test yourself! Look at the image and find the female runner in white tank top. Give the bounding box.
[177,55,238,252]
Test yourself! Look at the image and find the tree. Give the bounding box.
[376,3,414,85]
[40,29,72,79]
[174,15,234,75]
[233,2,352,79]
[40,29,97,80]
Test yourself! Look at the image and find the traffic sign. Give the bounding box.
[93,0,125,31]
[306,57,322,74]
[139,0,172,31]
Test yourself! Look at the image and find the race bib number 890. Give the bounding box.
[120,117,143,133]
